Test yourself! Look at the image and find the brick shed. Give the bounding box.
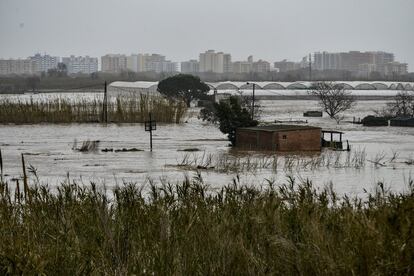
[236,125,322,151]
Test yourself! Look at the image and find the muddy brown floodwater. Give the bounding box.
[1,98,413,197]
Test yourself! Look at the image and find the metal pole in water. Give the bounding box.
[145,112,156,151]
[247,83,255,120]
[252,83,255,120]
[149,113,153,151]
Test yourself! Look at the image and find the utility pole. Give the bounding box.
[247,82,255,120]
[102,81,108,123]
[252,83,255,120]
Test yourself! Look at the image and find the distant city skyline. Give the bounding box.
[0,49,411,72]
[0,50,408,77]
[0,0,413,71]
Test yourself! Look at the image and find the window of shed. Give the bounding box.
[282,135,287,139]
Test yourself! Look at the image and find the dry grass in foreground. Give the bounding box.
[0,173,413,275]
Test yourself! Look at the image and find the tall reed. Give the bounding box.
[0,94,187,124]
[0,148,3,181]
[0,175,412,275]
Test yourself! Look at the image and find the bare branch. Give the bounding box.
[309,82,356,123]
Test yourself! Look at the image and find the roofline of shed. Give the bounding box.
[237,127,322,132]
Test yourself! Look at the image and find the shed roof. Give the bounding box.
[322,130,344,134]
[238,125,321,132]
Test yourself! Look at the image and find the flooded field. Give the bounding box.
[1,97,413,196]
[0,88,403,103]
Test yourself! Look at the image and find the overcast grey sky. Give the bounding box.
[1,0,413,70]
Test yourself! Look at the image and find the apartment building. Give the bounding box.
[232,56,270,73]
[0,59,33,75]
[181,60,199,73]
[313,52,342,71]
[126,54,177,73]
[199,50,232,73]
[1,53,61,75]
[252,60,270,73]
[101,54,127,73]
[126,55,138,72]
[223,53,232,73]
[380,62,408,76]
[143,54,177,73]
[274,60,301,72]
[372,52,394,66]
[126,54,147,72]
[313,51,406,76]
[62,56,98,75]
[232,61,252,73]
[30,54,59,73]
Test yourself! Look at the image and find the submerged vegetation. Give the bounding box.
[174,148,368,173]
[0,94,187,124]
[173,148,414,174]
[0,173,413,275]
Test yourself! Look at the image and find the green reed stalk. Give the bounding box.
[21,153,31,203]
[0,148,3,181]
